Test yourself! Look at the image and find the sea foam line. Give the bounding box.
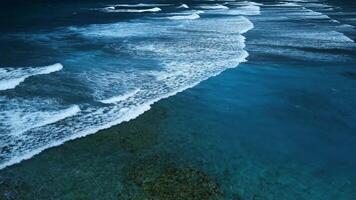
[0,63,63,91]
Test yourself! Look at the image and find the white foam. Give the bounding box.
[100,89,141,104]
[167,13,200,20]
[0,99,80,137]
[226,5,261,15]
[104,7,161,13]
[228,1,264,6]
[305,3,332,8]
[0,63,63,91]
[338,24,354,29]
[197,4,229,10]
[275,3,300,7]
[0,15,254,170]
[0,104,150,170]
[113,3,171,7]
[250,29,355,50]
[285,31,354,43]
[104,6,115,10]
[178,4,189,9]
[16,106,80,136]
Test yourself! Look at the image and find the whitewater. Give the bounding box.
[0,2,259,169]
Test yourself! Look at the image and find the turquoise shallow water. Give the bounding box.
[1,0,356,199]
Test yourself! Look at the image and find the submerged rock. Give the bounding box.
[126,156,221,200]
[144,167,221,200]
[0,175,29,200]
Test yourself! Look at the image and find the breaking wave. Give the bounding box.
[0,63,63,91]
[0,13,253,169]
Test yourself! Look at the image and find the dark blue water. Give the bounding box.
[0,0,355,199]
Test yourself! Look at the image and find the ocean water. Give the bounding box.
[0,0,355,199]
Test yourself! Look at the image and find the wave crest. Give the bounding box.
[0,63,63,91]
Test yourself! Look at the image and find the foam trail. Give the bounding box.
[100,89,140,104]
[0,63,63,91]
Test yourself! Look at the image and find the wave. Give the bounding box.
[197,4,229,10]
[0,63,63,91]
[100,89,141,104]
[103,7,161,13]
[228,1,264,6]
[283,31,354,43]
[103,6,115,10]
[270,3,300,7]
[177,4,189,9]
[167,13,200,20]
[112,3,171,7]
[0,104,80,137]
[0,16,254,169]
[226,5,261,15]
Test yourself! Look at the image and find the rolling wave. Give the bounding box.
[0,63,63,91]
[0,103,80,137]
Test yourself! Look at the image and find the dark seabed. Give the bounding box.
[0,0,356,199]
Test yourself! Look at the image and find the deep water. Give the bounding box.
[0,0,356,199]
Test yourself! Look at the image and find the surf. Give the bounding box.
[0,14,254,170]
[0,63,63,91]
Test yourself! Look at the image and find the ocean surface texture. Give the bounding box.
[0,0,355,199]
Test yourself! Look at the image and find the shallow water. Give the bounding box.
[0,0,356,199]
